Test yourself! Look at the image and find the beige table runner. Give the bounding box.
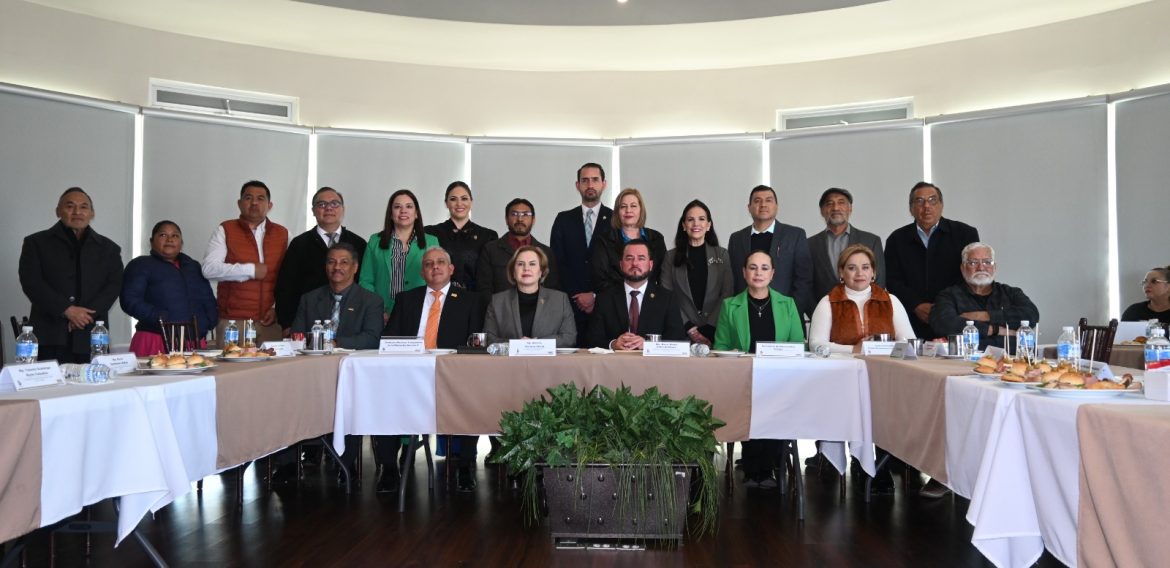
[864,357,974,483]
[434,353,752,442]
[0,399,42,542]
[214,356,340,468]
[1077,403,1170,567]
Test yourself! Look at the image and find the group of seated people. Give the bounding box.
[19,168,1168,498]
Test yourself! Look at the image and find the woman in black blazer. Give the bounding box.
[590,187,667,293]
[660,200,733,346]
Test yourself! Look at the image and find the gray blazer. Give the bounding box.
[291,283,385,350]
[484,287,577,347]
[807,225,886,302]
[660,245,734,329]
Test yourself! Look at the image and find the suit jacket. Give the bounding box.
[660,245,734,330]
[550,204,613,296]
[291,283,385,350]
[483,287,577,347]
[713,290,805,353]
[807,225,886,302]
[585,283,685,348]
[727,220,814,317]
[19,222,123,351]
[382,285,484,350]
[275,226,367,329]
[590,227,668,293]
[884,217,980,338]
[475,235,560,296]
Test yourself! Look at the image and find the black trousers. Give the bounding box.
[740,439,782,478]
[38,345,89,364]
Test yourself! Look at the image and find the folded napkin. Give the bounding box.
[587,347,614,355]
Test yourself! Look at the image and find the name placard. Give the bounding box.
[889,342,918,360]
[261,341,296,357]
[0,361,65,392]
[643,341,690,357]
[378,337,426,355]
[509,338,556,357]
[92,353,138,374]
[984,346,1005,361]
[862,341,897,356]
[755,342,804,358]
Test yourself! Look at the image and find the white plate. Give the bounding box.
[70,379,115,386]
[216,356,272,363]
[973,371,1003,379]
[711,350,743,358]
[556,348,578,355]
[135,364,217,375]
[938,354,967,360]
[196,350,222,357]
[999,380,1041,388]
[428,348,457,355]
[1025,385,1139,398]
[298,349,332,356]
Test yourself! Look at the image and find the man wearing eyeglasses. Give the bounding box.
[275,187,368,335]
[929,242,1038,349]
[476,198,560,296]
[884,182,981,339]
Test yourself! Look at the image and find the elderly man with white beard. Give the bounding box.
[929,242,1039,350]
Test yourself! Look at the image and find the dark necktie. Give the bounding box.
[628,290,640,334]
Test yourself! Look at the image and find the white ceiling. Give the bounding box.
[26,0,1152,71]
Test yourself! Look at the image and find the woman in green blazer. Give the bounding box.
[714,250,805,353]
[714,250,805,488]
[359,189,441,319]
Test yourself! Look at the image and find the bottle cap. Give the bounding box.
[965,320,974,325]
[1063,326,1074,331]
[1020,321,1029,327]
[21,326,32,333]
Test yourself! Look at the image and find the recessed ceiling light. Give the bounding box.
[617,0,628,4]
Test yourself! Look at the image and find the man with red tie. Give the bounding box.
[379,247,484,492]
[586,240,685,350]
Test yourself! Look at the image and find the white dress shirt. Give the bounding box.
[415,282,452,338]
[201,220,289,282]
[316,225,342,247]
[808,285,916,354]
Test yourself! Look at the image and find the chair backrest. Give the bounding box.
[1078,317,1118,366]
[159,316,201,354]
[9,316,27,340]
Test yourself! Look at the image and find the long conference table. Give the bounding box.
[1,351,1168,568]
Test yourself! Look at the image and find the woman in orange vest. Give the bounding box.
[807,244,915,354]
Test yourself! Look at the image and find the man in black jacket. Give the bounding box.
[930,242,1039,349]
[550,163,612,345]
[586,240,685,350]
[19,187,123,363]
[476,198,559,296]
[884,182,981,339]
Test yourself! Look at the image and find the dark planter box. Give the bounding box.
[541,464,690,542]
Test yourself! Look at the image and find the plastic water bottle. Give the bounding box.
[1016,320,1036,361]
[1056,326,1081,366]
[323,320,336,353]
[487,342,509,356]
[310,320,324,351]
[60,363,111,384]
[961,320,980,359]
[690,343,711,357]
[1144,327,1170,371]
[224,320,239,348]
[1148,319,1164,340]
[15,326,38,364]
[89,320,110,357]
[243,319,257,348]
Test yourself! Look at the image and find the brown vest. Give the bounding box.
[828,283,895,346]
[216,218,288,319]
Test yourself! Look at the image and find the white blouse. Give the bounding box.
[808,286,916,354]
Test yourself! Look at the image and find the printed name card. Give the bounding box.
[92,353,138,374]
[0,361,65,392]
[984,346,1005,361]
[642,341,690,357]
[261,341,296,357]
[889,342,918,360]
[861,341,897,356]
[755,342,804,358]
[509,339,556,356]
[378,337,426,355]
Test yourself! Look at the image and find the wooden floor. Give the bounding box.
[14,441,1063,567]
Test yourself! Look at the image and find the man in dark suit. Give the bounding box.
[477,198,559,296]
[550,162,612,345]
[727,185,815,317]
[380,246,484,492]
[19,187,123,363]
[275,187,367,335]
[586,240,685,350]
[885,182,980,339]
[271,242,384,485]
[806,187,885,301]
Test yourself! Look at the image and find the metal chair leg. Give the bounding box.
[865,453,892,503]
[398,436,419,512]
[423,435,435,491]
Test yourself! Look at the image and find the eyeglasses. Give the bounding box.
[911,196,940,207]
[313,200,343,209]
[1141,279,1169,286]
[963,259,995,268]
[508,211,534,218]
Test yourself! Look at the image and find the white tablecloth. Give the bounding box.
[750,355,875,476]
[332,353,437,454]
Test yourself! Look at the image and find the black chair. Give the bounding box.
[1078,317,1118,365]
[9,315,27,340]
[158,316,200,353]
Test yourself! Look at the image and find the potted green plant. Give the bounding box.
[493,382,725,542]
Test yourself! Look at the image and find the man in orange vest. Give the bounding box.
[202,180,289,345]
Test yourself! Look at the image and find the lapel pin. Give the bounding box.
[450,292,459,298]
[347,307,355,312]
[649,293,656,299]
